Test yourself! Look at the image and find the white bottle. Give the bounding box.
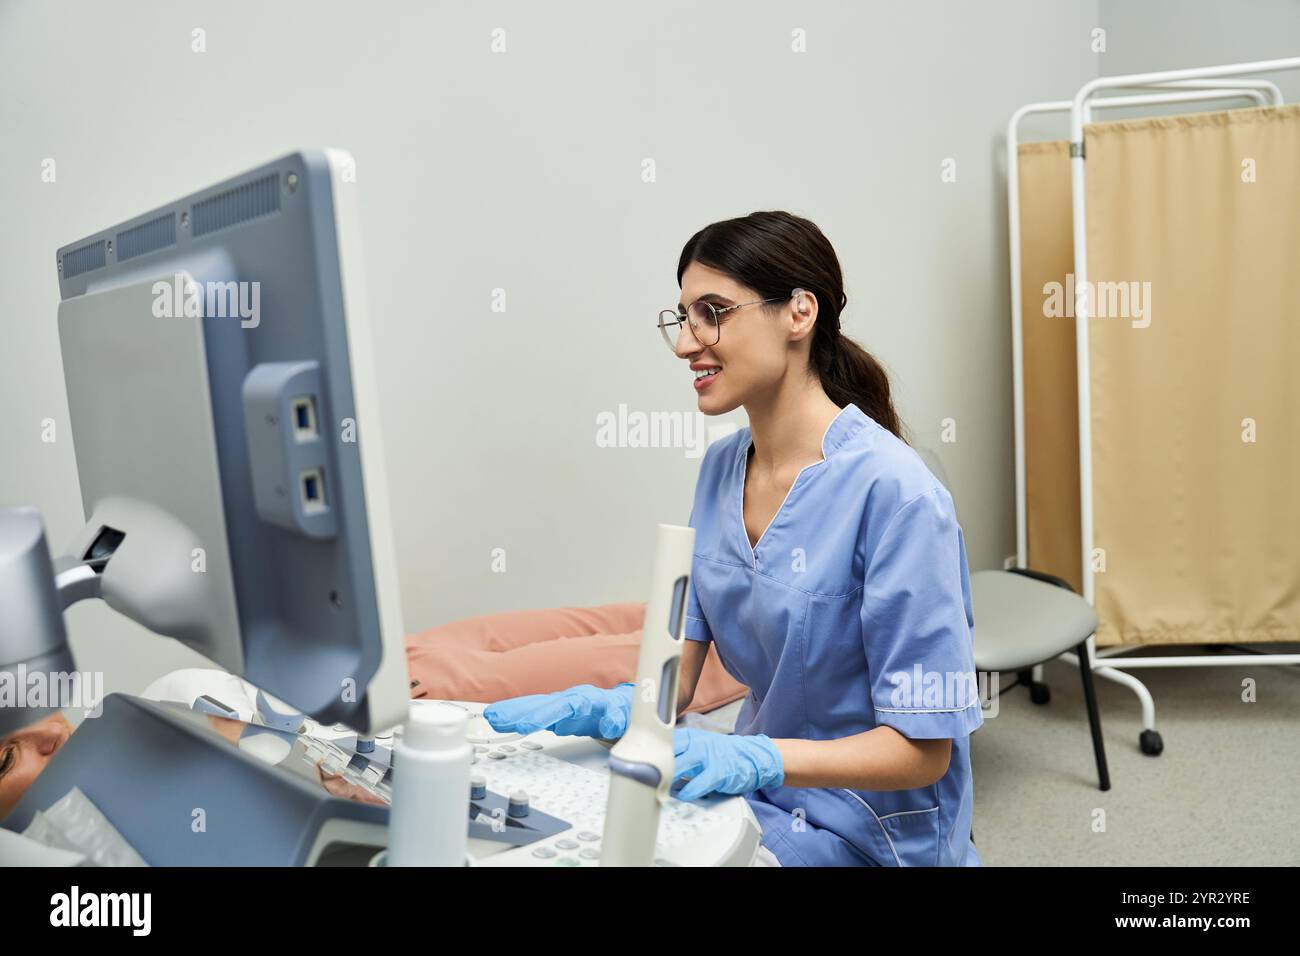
[387,702,472,867]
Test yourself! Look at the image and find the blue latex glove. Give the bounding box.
[483,683,635,740]
[671,727,784,802]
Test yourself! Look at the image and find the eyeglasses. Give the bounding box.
[658,289,802,352]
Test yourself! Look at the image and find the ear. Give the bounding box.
[788,287,818,343]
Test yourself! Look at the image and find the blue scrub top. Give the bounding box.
[685,403,982,867]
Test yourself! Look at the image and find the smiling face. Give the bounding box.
[671,261,810,415]
[0,712,74,820]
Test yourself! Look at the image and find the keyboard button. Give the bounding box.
[473,750,730,862]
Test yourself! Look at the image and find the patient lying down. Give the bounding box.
[0,602,747,821]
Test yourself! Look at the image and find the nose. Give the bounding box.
[31,715,72,756]
[674,321,703,360]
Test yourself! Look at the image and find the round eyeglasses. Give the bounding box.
[658,289,803,353]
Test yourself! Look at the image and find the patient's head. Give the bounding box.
[670,210,902,440]
[0,712,74,820]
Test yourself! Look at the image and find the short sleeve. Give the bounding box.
[860,487,982,739]
[683,505,713,643]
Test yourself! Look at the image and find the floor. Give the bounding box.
[972,644,1300,865]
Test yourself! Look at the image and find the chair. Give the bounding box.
[915,448,1111,791]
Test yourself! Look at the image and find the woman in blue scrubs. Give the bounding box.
[487,211,982,867]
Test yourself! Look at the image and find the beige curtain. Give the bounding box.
[1017,140,1083,595]
[1019,104,1300,646]
[1084,104,1300,645]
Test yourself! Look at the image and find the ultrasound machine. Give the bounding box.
[0,151,760,866]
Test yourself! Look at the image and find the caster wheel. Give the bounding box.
[1139,729,1164,756]
[1029,682,1051,705]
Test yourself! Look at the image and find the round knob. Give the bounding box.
[508,790,530,818]
[470,774,487,801]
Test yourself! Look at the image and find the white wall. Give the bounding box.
[1100,0,1300,101]
[0,0,1104,696]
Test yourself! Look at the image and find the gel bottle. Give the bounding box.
[387,702,472,866]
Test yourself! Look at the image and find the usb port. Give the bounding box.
[300,468,327,515]
[291,396,318,441]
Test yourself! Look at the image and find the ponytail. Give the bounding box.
[812,327,904,442]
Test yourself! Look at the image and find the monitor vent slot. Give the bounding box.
[191,172,281,237]
[62,240,107,279]
[117,213,177,262]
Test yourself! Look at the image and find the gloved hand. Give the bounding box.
[483,683,635,740]
[671,727,784,802]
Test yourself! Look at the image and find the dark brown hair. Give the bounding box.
[675,210,904,441]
